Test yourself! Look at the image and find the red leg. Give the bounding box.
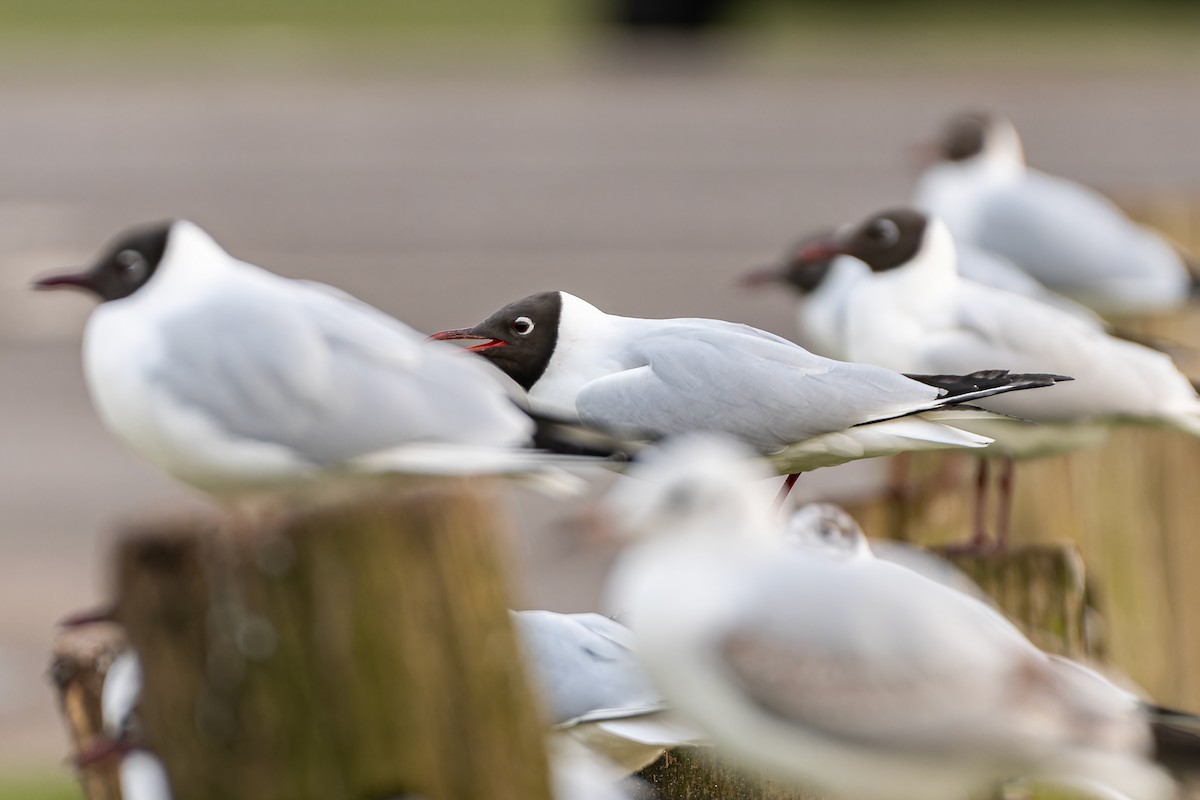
[773,473,801,513]
[995,458,1015,550]
[57,604,116,628]
[970,459,991,549]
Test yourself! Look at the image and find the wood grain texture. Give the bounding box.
[112,476,551,800]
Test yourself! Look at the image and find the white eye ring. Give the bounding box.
[871,219,900,247]
[512,316,535,336]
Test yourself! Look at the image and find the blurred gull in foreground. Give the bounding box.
[431,290,1068,504]
[745,208,1200,547]
[915,111,1194,317]
[512,609,706,776]
[33,221,615,496]
[601,434,1196,800]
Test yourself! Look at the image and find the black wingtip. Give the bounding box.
[905,369,1073,399]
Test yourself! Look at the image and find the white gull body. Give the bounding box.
[69,221,540,491]
[602,435,1175,800]
[795,217,1200,458]
[513,609,705,775]
[514,292,1057,472]
[915,116,1191,317]
[102,651,173,800]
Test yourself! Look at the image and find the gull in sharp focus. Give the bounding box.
[601,434,1193,800]
[914,111,1194,317]
[429,290,1068,503]
[744,207,1200,547]
[33,221,612,496]
[512,609,706,776]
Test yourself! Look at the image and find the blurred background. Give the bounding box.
[2,0,1200,796]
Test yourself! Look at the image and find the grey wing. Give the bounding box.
[915,283,1198,421]
[711,556,1055,754]
[977,173,1187,296]
[575,323,941,452]
[151,280,532,464]
[512,610,665,726]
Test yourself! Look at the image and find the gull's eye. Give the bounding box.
[115,249,148,282]
[866,218,900,247]
[512,316,535,336]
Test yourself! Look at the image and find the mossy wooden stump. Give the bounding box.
[110,476,551,800]
[938,543,1090,659]
[50,624,127,800]
[637,748,819,800]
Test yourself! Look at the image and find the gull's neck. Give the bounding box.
[527,292,625,417]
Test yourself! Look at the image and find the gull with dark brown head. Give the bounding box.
[745,207,1200,547]
[430,290,1068,503]
[32,221,613,496]
[915,111,1193,317]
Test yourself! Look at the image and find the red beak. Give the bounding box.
[794,240,843,263]
[427,328,508,353]
[739,265,787,288]
[32,271,94,291]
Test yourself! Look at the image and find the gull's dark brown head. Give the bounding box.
[429,290,564,391]
[32,221,174,302]
[837,209,930,273]
[939,111,993,162]
[740,229,841,297]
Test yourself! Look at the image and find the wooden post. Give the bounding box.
[49,624,127,800]
[111,476,551,800]
[636,749,818,800]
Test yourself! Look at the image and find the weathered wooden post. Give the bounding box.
[106,475,551,800]
[637,749,818,800]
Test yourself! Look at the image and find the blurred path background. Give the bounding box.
[1,1,1199,793]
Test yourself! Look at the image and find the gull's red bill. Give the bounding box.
[31,270,93,291]
[428,328,508,353]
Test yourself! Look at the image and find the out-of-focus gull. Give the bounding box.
[547,743,644,800]
[32,221,615,495]
[914,111,1194,317]
[77,650,173,800]
[429,289,1068,508]
[751,227,1104,338]
[513,609,706,775]
[783,502,994,605]
[601,434,1187,800]
[743,208,1200,547]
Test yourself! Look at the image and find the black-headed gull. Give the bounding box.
[744,208,1200,547]
[914,111,1194,317]
[429,290,1068,502]
[601,434,1193,800]
[512,609,705,775]
[33,221,609,495]
[753,227,1104,330]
